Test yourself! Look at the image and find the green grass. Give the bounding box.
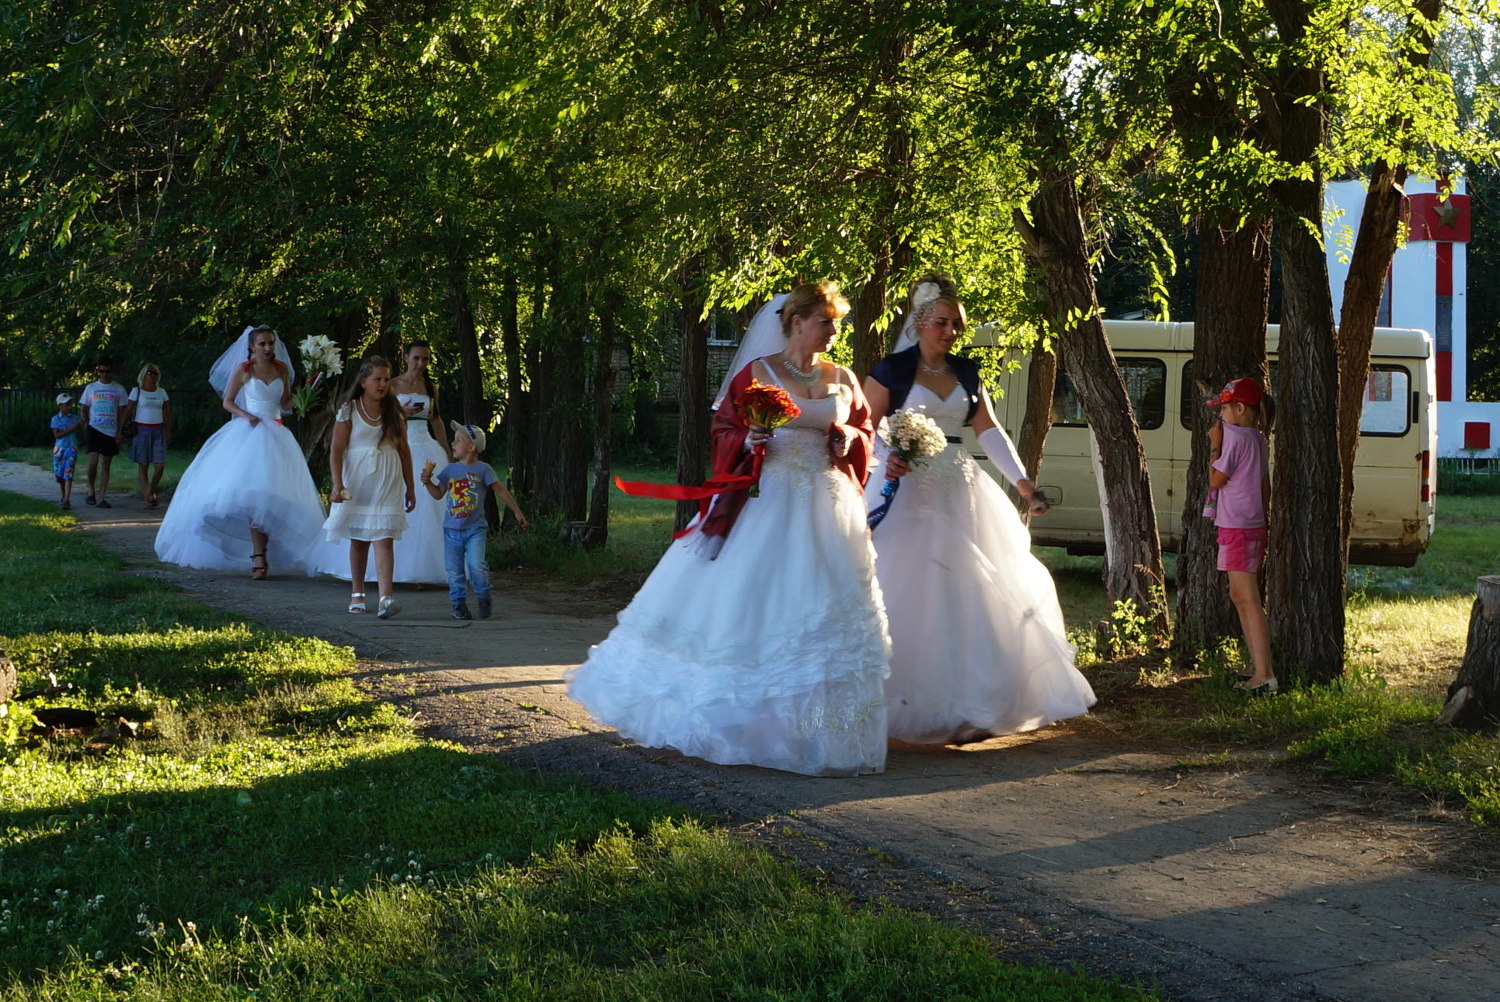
[1083,495,1500,824]
[1,445,200,498]
[0,492,1156,1001]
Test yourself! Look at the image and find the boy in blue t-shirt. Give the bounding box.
[420,422,529,620]
[50,393,83,509]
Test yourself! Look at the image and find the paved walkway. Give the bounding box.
[3,460,1495,1002]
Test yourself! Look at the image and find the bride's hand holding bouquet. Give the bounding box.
[869,407,947,529]
[738,380,800,495]
[738,380,800,450]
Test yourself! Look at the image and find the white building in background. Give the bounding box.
[1326,176,1498,461]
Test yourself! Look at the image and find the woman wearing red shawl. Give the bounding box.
[567,282,891,777]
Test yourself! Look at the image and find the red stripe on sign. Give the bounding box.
[1436,242,1453,296]
[1436,351,1452,402]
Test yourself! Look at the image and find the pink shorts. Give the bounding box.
[1217,526,1268,573]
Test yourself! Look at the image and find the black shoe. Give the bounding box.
[85,494,96,505]
[97,499,112,509]
[452,604,472,620]
[477,596,491,619]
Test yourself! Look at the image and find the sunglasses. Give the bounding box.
[144,369,159,376]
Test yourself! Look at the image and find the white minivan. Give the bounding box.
[966,321,1437,566]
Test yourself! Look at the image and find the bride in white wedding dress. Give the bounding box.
[155,326,326,578]
[567,283,891,777]
[864,281,1095,744]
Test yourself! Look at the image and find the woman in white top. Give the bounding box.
[125,362,171,508]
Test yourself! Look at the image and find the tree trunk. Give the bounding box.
[1335,0,1441,551]
[1263,8,1345,681]
[1437,577,1500,730]
[448,255,486,428]
[1016,335,1057,486]
[674,265,711,531]
[1016,176,1169,639]
[1174,217,1273,667]
[849,26,914,380]
[501,271,529,497]
[375,289,401,362]
[532,269,590,522]
[578,292,621,549]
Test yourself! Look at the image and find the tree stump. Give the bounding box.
[1436,576,1500,730]
[0,654,15,705]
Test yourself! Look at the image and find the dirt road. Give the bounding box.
[4,459,1495,1002]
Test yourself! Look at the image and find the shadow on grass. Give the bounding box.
[0,743,686,982]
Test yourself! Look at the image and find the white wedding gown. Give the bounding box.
[155,377,326,574]
[869,382,1095,742]
[389,394,448,582]
[567,380,891,777]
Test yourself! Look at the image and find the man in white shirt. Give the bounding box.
[79,358,129,508]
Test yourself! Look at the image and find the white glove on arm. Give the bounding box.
[978,426,1029,488]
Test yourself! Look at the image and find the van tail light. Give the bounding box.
[1420,449,1431,503]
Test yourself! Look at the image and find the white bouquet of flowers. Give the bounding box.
[884,407,948,465]
[869,407,948,529]
[291,335,344,416]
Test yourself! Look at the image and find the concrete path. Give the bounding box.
[3,459,1495,1002]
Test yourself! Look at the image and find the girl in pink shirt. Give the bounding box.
[1207,377,1277,694]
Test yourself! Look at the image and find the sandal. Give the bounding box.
[376,595,398,619]
[348,592,366,614]
[250,553,268,580]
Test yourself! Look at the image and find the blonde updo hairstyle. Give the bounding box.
[778,281,851,337]
[908,273,967,333]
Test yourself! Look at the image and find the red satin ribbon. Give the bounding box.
[614,448,764,538]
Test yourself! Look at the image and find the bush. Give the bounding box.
[1438,456,1500,496]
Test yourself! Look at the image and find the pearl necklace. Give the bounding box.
[781,356,819,384]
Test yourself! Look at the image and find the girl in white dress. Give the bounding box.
[567,283,891,777]
[864,282,1095,744]
[155,326,326,578]
[390,342,451,584]
[324,356,415,618]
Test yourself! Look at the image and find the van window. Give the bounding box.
[1180,361,1412,437]
[1361,366,1411,436]
[1052,357,1166,430]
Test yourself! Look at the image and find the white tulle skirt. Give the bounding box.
[868,445,1095,743]
[567,428,891,777]
[154,417,327,573]
[389,422,448,583]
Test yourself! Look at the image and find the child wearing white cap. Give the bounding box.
[420,422,529,619]
[50,394,82,509]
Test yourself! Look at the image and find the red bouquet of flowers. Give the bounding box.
[738,379,801,436]
[739,380,800,495]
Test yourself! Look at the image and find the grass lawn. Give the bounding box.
[0,492,1156,1001]
[1,445,200,499]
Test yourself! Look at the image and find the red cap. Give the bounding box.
[1209,377,1264,407]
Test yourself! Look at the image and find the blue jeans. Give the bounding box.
[443,522,490,606]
